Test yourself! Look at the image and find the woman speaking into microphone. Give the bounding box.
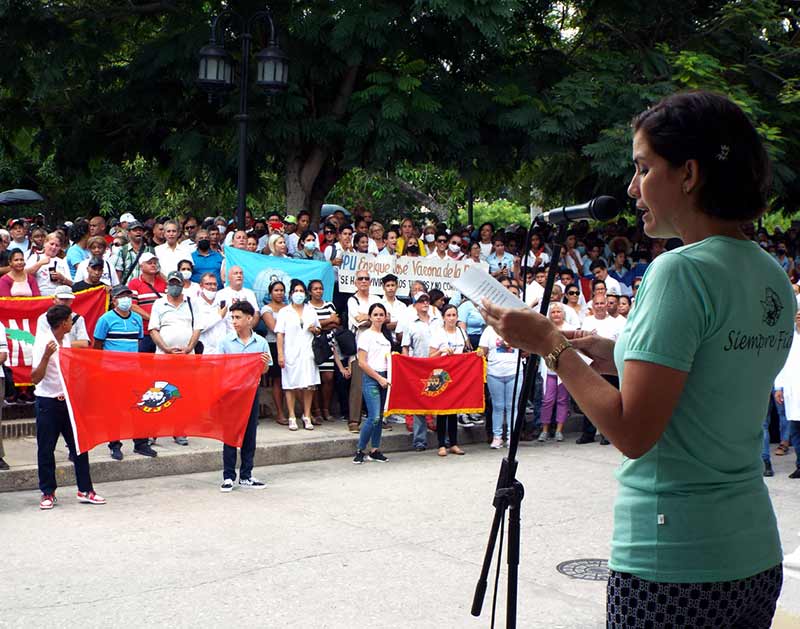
[482,91,794,628]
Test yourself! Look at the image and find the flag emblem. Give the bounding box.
[137,381,181,413]
[421,369,452,397]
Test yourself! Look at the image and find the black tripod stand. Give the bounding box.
[471,220,569,628]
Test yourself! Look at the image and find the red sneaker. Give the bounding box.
[39,494,56,510]
[77,491,106,505]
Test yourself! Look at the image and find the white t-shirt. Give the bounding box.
[32,327,71,398]
[36,312,90,345]
[155,242,193,275]
[197,296,227,355]
[149,296,203,353]
[601,275,622,296]
[357,328,391,372]
[215,286,259,334]
[581,314,625,341]
[430,326,467,355]
[25,255,71,296]
[478,326,519,378]
[522,281,545,308]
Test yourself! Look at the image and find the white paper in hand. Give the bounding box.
[454,266,528,310]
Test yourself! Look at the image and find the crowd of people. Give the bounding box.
[0,190,798,506]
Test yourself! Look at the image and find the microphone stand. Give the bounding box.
[471,217,568,628]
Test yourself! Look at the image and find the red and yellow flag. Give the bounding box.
[0,286,108,385]
[385,352,486,415]
[59,349,264,453]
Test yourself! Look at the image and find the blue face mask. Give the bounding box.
[291,292,306,305]
[117,296,132,311]
[304,240,316,252]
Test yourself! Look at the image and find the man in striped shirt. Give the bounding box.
[93,284,155,459]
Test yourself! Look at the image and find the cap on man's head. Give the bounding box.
[111,284,133,298]
[87,256,105,269]
[119,213,136,224]
[284,215,297,225]
[126,220,144,230]
[166,270,183,284]
[138,252,157,264]
[381,273,398,284]
[53,285,75,300]
[7,218,24,228]
[414,292,430,303]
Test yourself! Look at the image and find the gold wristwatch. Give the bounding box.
[544,337,572,371]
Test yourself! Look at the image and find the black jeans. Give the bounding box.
[437,414,458,448]
[222,395,259,481]
[36,396,93,495]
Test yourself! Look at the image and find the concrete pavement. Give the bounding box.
[2,439,800,628]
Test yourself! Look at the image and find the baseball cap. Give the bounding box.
[284,215,297,225]
[7,218,24,228]
[414,292,430,303]
[126,220,144,230]
[119,213,136,224]
[138,252,157,264]
[166,270,183,283]
[53,285,75,300]
[111,284,133,298]
[87,256,105,269]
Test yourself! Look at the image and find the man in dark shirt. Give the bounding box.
[72,257,106,292]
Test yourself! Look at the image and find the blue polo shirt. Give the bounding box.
[219,330,270,359]
[94,309,144,352]
[191,250,223,287]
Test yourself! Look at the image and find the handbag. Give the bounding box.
[312,333,334,365]
[332,327,357,357]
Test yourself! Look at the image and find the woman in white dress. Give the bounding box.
[276,279,321,431]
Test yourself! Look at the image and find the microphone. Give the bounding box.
[536,196,620,224]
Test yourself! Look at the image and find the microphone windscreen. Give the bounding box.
[589,196,620,221]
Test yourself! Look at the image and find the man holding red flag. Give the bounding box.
[33,305,105,510]
[219,301,271,492]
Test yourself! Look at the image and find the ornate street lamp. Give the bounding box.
[197,8,289,230]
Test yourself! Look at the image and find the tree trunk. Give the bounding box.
[393,177,449,222]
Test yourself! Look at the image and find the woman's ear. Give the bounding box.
[682,159,701,195]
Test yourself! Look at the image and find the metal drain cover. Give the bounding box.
[556,558,609,581]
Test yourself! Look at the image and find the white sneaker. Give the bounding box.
[239,477,267,489]
[220,479,234,493]
[490,437,503,449]
[288,417,298,431]
[538,431,549,443]
[555,432,564,442]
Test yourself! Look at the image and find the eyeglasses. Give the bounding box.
[324,230,335,234]
[436,239,447,243]
[185,224,197,229]
[357,277,370,281]
[567,291,579,296]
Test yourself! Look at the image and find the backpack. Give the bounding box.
[333,327,357,357]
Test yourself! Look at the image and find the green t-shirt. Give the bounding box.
[611,236,795,583]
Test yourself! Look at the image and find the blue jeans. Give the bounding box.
[487,374,520,437]
[412,416,428,449]
[790,421,800,469]
[358,372,387,451]
[775,394,789,442]
[762,413,772,463]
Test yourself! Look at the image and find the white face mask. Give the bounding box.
[202,288,216,300]
[448,243,461,253]
[424,233,435,243]
[180,270,192,280]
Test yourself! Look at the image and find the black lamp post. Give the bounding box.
[197,8,289,230]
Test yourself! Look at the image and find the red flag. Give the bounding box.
[385,352,486,415]
[0,286,108,386]
[58,349,264,453]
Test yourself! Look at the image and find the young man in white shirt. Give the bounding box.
[154,220,192,275]
[590,259,622,297]
[31,305,105,509]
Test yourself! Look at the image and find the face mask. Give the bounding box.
[448,243,461,253]
[304,241,316,252]
[424,233,435,243]
[197,239,210,251]
[117,297,132,312]
[291,292,306,305]
[578,246,586,255]
[407,245,419,254]
[167,284,183,298]
[180,270,192,280]
[202,288,216,301]
[217,225,226,235]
